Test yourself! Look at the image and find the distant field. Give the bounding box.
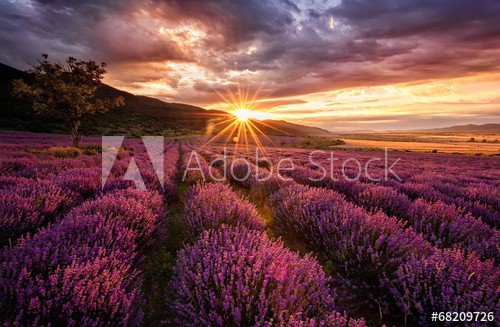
[207,131,500,155]
[331,132,500,155]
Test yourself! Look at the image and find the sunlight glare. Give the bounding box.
[233,109,271,121]
[233,109,254,121]
[201,83,285,157]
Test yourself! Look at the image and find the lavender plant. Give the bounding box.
[183,183,264,240]
[270,183,432,317]
[0,188,163,325]
[391,248,500,326]
[170,226,343,326]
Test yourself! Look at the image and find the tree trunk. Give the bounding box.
[71,123,82,148]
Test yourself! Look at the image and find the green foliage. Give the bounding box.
[293,138,346,149]
[51,147,83,158]
[80,144,102,155]
[11,54,124,147]
[30,146,84,158]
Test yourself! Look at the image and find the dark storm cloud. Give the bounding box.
[325,0,500,77]
[1,0,500,105]
[330,0,500,39]
[0,0,298,90]
[253,0,500,98]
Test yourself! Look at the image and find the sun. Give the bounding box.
[201,84,283,156]
[233,109,253,121]
[233,109,271,121]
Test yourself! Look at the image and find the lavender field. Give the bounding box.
[0,131,498,326]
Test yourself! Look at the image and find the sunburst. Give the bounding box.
[233,109,252,121]
[201,82,291,157]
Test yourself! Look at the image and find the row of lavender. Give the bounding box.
[0,188,163,325]
[271,148,499,228]
[192,144,499,326]
[200,144,499,262]
[267,182,498,325]
[172,180,366,326]
[1,132,498,326]
[170,142,366,325]
[0,139,180,246]
[284,166,499,263]
[0,136,180,325]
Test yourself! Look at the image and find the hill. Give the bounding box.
[0,63,332,138]
[252,119,332,137]
[412,124,500,134]
[0,62,231,137]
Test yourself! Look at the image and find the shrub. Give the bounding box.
[67,188,164,246]
[457,199,500,228]
[0,179,75,245]
[399,182,442,202]
[408,199,499,262]
[180,147,221,184]
[269,183,345,236]
[228,160,270,188]
[0,176,32,190]
[50,167,101,199]
[463,183,499,212]
[102,177,136,193]
[183,183,264,240]
[270,184,432,317]
[287,166,328,188]
[0,189,163,325]
[0,207,141,325]
[356,185,412,219]
[392,249,499,326]
[170,226,342,326]
[249,174,294,203]
[324,179,367,203]
[79,144,102,155]
[0,158,34,175]
[51,147,83,158]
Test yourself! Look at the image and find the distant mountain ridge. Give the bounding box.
[0,62,332,137]
[413,124,500,133]
[252,119,333,137]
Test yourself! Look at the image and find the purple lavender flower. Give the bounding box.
[0,188,163,325]
[170,225,342,326]
[0,179,75,245]
[183,183,264,240]
[408,199,500,262]
[391,248,500,326]
[270,183,432,317]
[356,185,412,220]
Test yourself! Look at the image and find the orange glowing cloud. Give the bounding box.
[2,0,499,130]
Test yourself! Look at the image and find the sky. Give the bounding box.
[1,0,499,131]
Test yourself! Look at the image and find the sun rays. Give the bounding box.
[201,83,292,157]
[233,109,252,121]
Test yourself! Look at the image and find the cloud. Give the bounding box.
[1,0,499,130]
[330,0,500,40]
